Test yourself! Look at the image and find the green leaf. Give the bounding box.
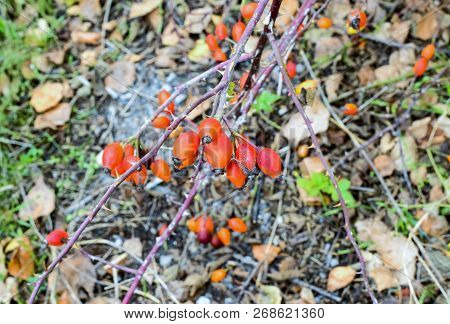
[252,91,281,113]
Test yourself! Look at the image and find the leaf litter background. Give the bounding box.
[0,0,449,304]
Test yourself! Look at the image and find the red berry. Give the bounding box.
[241,2,257,20]
[215,22,228,41]
[102,142,124,170]
[152,114,171,129]
[197,216,214,234]
[123,156,148,185]
[204,132,233,170]
[211,234,223,248]
[158,90,175,114]
[317,17,333,29]
[205,34,219,51]
[123,144,134,157]
[240,71,250,89]
[286,60,296,79]
[198,117,222,144]
[235,140,257,171]
[257,148,282,179]
[172,131,200,168]
[151,159,171,182]
[228,217,247,233]
[197,228,212,244]
[232,21,246,42]
[414,57,428,77]
[213,49,227,62]
[347,9,367,34]
[217,227,231,246]
[421,44,435,61]
[46,229,69,246]
[158,224,168,237]
[343,103,358,116]
[226,160,247,188]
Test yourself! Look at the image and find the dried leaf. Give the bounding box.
[300,287,316,304]
[325,73,342,101]
[34,103,71,130]
[373,154,395,177]
[186,95,212,120]
[275,0,299,31]
[46,48,66,65]
[104,61,136,93]
[416,210,449,237]
[256,285,282,304]
[184,7,212,34]
[48,252,96,297]
[129,0,162,19]
[162,21,180,46]
[7,237,34,280]
[0,277,18,304]
[79,0,102,22]
[146,8,163,33]
[30,82,64,113]
[390,135,418,171]
[282,96,329,146]
[407,117,431,141]
[373,20,410,44]
[356,218,418,285]
[18,175,56,220]
[123,237,143,258]
[357,66,375,85]
[252,244,281,264]
[363,252,399,292]
[187,39,210,63]
[415,11,439,40]
[314,36,343,59]
[327,266,356,292]
[410,165,427,186]
[71,31,101,44]
[299,156,325,177]
[325,0,351,27]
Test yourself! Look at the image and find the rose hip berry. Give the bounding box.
[158,224,168,237]
[172,131,200,168]
[198,117,222,144]
[228,217,247,233]
[152,114,171,129]
[205,34,219,51]
[236,140,257,171]
[158,90,175,114]
[211,234,223,248]
[347,9,367,34]
[217,227,231,246]
[102,142,124,170]
[317,17,333,29]
[213,49,227,62]
[286,60,296,79]
[257,148,282,179]
[343,103,358,116]
[46,229,69,246]
[226,160,247,188]
[414,57,428,77]
[421,44,435,61]
[232,21,246,42]
[151,159,171,182]
[204,132,233,170]
[241,2,257,20]
[197,228,212,244]
[210,269,227,283]
[215,22,228,41]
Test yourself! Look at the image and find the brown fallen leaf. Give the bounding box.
[186,95,212,120]
[363,251,399,292]
[0,277,18,303]
[373,20,410,44]
[357,66,375,85]
[355,218,418,285]
[7,237,34,280]
[79,0,102,22]
[325,73,342,101]
[48,252,97,297]
[18,175,56,220]
[162,21,180,46]
[255,285,282,304]
[373,154,395,177]
[314,36,344,59]
[104,61,136,93]
[300,287,316,304]
[275,0,299,31]
[415,210,449,237]
[299,156,326,177]
[415,11,439,40]
[30,82,64,113]
[146,8,163,33]
[390,135,418,171]
[326,266,356,292]
[184,7,212,34]
[325,0,351,27]
[410,165,427,186]
[252,244,281,264]
[71,31,101,44]
[46,48,66,65]
[34,103,71,130]
[407,117,431,141]
[129,0,162,19]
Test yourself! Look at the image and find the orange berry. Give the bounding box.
[187,217,199,233]
[151,159,171,182]
[158,224,168,237]
[226,160,247,188]
[102,142,124,170]
[204,132,233,170]
[172,131,200,168]
[286,60,296,79]
[241,2,257,20]
[347,9,367,34]
[197,215,214,234]
[257,148,282,179]
[213,49,227,62]
[123,156,148,185]
[158,90,175,114]
[152,114,171,129]
[317,17,333,29]
[205,34,219,51]
[215,22,228,41]
[414,57,428,77]
[198,117,222,144]
[228,217,247,233]
[217,227,231,246]
[210,268,227,283]
[343,103,358,116]
[123,144,134,157]
[232,21,246,42]
[46,229,69,246]
[421,44,435,61]
[236,140,257,171]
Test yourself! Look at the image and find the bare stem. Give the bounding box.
[267,33,378,304]
[122,175,205,303]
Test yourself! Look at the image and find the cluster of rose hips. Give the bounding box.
[102,141,171,185]
[204,2,257,62]
[414,44,435,77]
[186,215,247,246]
